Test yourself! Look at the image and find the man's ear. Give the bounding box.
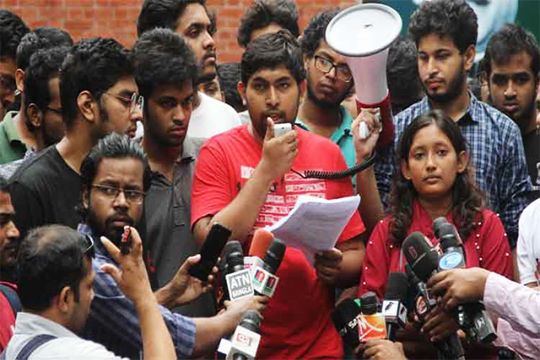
[15,69,24,93]
[77,91,97,124]
[27,103,43,130]
[82,187,89,210]
[400,160,412,180]
[464,45,476,72]
[57,286,73,313]
[456,150,469,174]
[299,79,307,99]
[237,81,247,105]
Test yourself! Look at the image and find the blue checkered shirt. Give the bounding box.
[78,224,196,359]
[378,94,532,247]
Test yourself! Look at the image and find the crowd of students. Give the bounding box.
[0,0,539,359]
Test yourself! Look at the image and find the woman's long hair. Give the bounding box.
[389,110,484,245]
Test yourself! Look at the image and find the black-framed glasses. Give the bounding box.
[313,55,352,83]
[82,233,95,258]
[91,184,145,204]
[45,107,62,115]
[103,92,144,115]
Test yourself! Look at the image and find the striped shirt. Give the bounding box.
[78,224,196,359]
[378,94,532,247]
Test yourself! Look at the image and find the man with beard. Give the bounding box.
[78,133,268,359]
[137,0,241,140]
[484,24,540,201]
[192,31,371,360]
[8,38,143,240]
[297,9,384,234]
[132,28,215,317]
[379,0,531,252]
[0,46,71,179]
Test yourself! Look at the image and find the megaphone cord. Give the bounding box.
[291,152,377,180]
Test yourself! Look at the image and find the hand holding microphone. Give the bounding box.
[260,118,297,180]
[352,109,381,162]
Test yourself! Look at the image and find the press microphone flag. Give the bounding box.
[325,4,402,147]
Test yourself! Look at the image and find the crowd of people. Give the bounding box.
[0,0,539,359]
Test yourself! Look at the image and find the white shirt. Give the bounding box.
[4,313,127,360]
[517,198,540,285]
[187,92,241,139]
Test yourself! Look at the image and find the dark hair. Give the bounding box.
[484,24,540,84]
[217,62,245,112]
[238,0,299,48]
[132,28,198,101]
[17,27,73,71]
[300,8,340,58]
[137,0,207,37]
[241,30,305,85]
[0,175,8,193]
[59,37,133,130]
[389,110,484,245]
[0,10,29,61]
[409,0,477,54]
[24,46,70,132]
[17,225,92,312]
[387,37,424,115]
[81,133,152,196]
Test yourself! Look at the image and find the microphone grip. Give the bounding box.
[387,323,397,342]
[435,332,465,360]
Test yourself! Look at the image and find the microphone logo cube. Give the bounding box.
[227,326,261,360]
[357,313,387,342]
[252,266,280,297]
[226,269,255,301]
[439,252,464,270]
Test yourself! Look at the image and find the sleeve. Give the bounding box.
[191,140,234,228]
[498,122,532,248]
[88,265,196,358]
[373,145,396,210]
[493,318,540,360]
[479,211,513,279]
[8,179,44,239]
[331,145,365,243]
[484,272,540,339]
[358,220,391,299]
[516,201,539,285]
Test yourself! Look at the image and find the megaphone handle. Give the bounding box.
[355,93,395,149]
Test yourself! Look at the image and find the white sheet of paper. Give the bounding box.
[266,195,361,266]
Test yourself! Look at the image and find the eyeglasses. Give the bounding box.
[91,184,145,204]
[45,107,62,115]
[0,75,17,93]
[103,92,144,115]
[82,233,95,258]
[313,55,352,83]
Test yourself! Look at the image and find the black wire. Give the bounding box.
[291,152,377,180]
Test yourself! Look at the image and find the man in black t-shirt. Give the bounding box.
[484,24,540,200]
[9,38,144,238]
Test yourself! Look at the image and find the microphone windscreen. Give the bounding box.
[402,232,438,283]
[438,223,462,249]
[249,229,274,259]
[264,239,286,274]
[360,291,380,315]
[240,310,262,333]
[384,272,409,302]
[432,217,448,238]
[225,240,244,273]
[332,298,361,347]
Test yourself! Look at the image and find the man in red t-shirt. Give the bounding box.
[191,31,379,359]
[0,175,21,352]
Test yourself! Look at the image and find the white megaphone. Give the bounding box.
[326,4,402,148]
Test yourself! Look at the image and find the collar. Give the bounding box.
[14,312,77,339]
[420,92,480,124]
[295,106,353,141]
[3,111,24,145]
[180,137,198,164]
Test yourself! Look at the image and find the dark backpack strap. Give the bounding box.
[0,285,21,316]
[15,334,56,360]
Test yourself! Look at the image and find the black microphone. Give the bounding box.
[263,238,286,274]
[332,298,361,349]
[226,241,245,274]
[403,232,465,360]
[227,310,263,360]
[383,272,409,341]
[252,239,286,297]
[224,241,254,301]
[432,219,497,343]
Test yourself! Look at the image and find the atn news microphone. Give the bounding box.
[251,238,286,297]
[326,4,402,147]
[225,241,254,301]
[403,232,465,360]
[383,272,409,341]
[358,292,388,342]
[432,218,497,343]
[332,298,362,349]
[226,310,262,360]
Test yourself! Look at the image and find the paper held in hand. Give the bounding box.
[266,195,361,266]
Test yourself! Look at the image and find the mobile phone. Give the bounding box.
[274,123,292,137]
[189,223,232,281]
[120,227,132,255]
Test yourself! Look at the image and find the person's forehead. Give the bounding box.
[418,34,459,52]
[106,76,138,95]
[0,56,16,76]
[249,66,295,83]
[94,158,144,185]
[491,52,534,74]
[314,41,347,64]
[176,3,210,32]
[0,191,14,213]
